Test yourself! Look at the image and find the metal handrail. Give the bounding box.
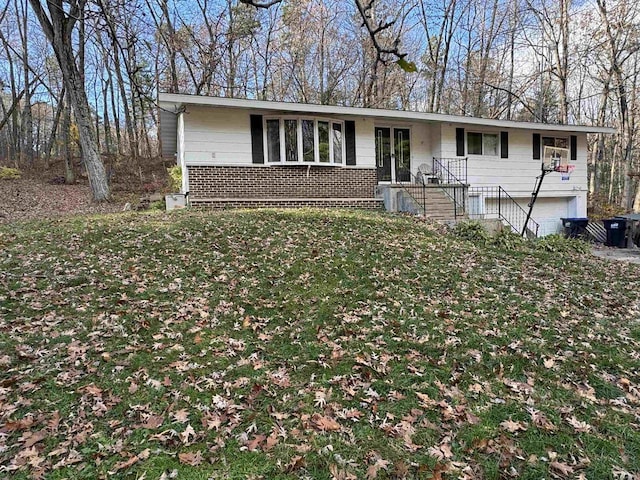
[432,157,468,185]
[468,186,540,237]
[396,168,428,215]
[431,157,468,218]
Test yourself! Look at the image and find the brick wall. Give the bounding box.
[192,199,383,210]
[188,165,378,199]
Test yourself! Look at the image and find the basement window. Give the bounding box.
[264,116,345,165]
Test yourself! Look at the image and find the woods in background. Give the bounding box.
[1,0,639,209]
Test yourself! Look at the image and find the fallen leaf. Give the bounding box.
[500,419,527,433]
[428,443,452,460]
[180,424,196,444]
[366,457,390,479]
[264,433,279,451]
[178,451,203,466]
[550,460,574,477]
[311,414,341,432]
[172,409,189,423]
[285,455,306,473]
[110,455,139,473]
[567,416,592,433]
[246,434,265,451]
[142,414,164,429]
[21,430,47,448]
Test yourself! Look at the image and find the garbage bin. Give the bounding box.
[603,218,627,247]
[561,217,589,239]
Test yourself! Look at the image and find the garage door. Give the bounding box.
[528,197,571,237]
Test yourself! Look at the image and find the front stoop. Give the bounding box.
[377,184,462,221]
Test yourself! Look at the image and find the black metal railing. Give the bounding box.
[432,157,468,185]
[395,166,467,219]
[430,157,468,218]
[468,186,540,237]
[396,168,428,215]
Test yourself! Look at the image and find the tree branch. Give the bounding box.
[238,0,282,9]
[354,0,407,65]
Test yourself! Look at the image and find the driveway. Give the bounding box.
[592,245,640,264]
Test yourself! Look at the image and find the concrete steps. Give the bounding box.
[395,187,460,221]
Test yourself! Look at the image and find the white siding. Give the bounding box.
[354,117,375,168]
[437,123,588,235]
[182,106,377,168]
[411,123,433,174]
[439,124,588,201]
[430,124,441,160]
[183,106,253,166]
[177,113,188,193]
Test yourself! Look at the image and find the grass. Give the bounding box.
[1,208,639,479]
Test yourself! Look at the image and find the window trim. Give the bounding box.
[262,115,346,166]
[467,131,499,157]
[537,134,575,162]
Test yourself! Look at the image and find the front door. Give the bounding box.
[375,127,391,182]
[376,126,411,182]
[394,128,411,182]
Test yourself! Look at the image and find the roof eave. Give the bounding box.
[158,93,616,134]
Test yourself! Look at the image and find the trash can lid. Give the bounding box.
[561,217,589,221]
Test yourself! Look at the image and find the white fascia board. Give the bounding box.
[158,93,616,134]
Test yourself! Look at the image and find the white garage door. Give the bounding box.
[528,197,572,237]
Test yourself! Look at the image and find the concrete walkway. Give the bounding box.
[592,246,640,264]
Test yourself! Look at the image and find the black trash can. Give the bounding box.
[603,218,627,247]
[561,217,589,239]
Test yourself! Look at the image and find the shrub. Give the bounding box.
[142,180,165,193]
[149,199,166,211]
[535,234,590,254]
[167,166,182,192]
[453,220,489,244]
[0,166,21,180]
[491,228,525,250]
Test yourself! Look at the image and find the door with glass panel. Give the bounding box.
[376,126,411,182]
[394,128,411,182]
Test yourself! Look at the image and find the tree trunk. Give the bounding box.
[44,88,66,168]
[28,0,109,201]
[58,41,109,199]
[18,0,34,164]
[62,102,75,184]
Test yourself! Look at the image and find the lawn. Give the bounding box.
[1,209,639,479]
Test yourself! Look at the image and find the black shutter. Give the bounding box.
[250,114,264,164]
[500,131,509,159]
[456,128,465,156]
[345,120,356,165]
[570,135,577,160]
[533,133,541,160]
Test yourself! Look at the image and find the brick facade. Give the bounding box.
[192,198,383,210]
[188,165,381,209]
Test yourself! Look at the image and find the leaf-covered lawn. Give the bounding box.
[1,209,639,479]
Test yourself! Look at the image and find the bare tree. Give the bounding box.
[595,0,640,210]
[28,0,109,201]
